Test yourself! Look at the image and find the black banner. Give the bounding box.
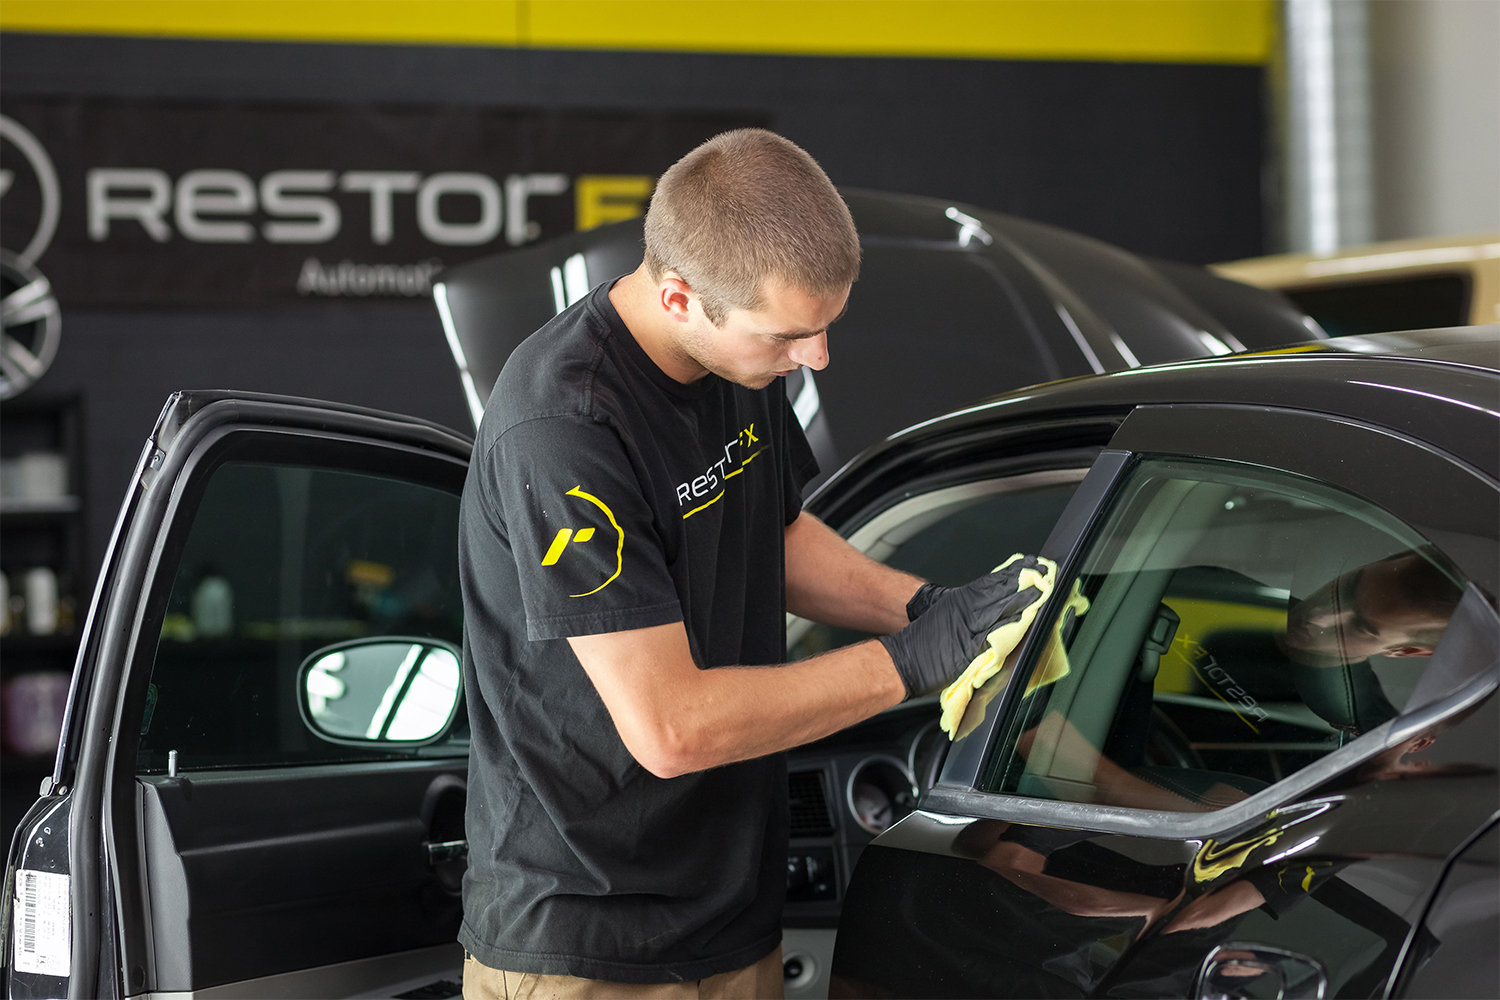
[0,98,765,304]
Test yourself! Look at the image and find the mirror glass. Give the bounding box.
[300,639,461,743]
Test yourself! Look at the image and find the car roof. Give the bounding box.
[1238,326,1499,372]
[871,325,1500,482]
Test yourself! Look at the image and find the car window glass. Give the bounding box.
[976,457,1472,813]
[137,460,465,773]
[791,480,1079,659]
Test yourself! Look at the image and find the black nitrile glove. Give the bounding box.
[880,555,1048,699]
[906,582,951,621]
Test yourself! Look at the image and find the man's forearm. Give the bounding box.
[569,625,906,778]
[785,511,922,634]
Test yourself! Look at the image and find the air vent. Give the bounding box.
[788,769,834,836]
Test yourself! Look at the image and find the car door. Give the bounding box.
[4,391,474,1000]
[830,402,1500,999]
[783,462,1104,1000]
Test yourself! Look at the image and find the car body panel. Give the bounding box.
[1395,816,1500,998]
[821,329,1499,513]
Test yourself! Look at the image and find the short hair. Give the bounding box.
[643,129,860,325]
[1387,548,1465,648]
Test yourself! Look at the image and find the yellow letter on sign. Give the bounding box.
[575,175,654,231]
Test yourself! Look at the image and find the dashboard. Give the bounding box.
[783,696,949,926]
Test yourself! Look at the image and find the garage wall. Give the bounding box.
[1,18,1270,581]
[1369,0,1500,241]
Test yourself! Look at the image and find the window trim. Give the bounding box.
[939,451,1135,787]
[921,590,1494,843]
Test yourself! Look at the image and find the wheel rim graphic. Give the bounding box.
[1,252,61,400]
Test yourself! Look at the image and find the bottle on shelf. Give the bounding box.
[1,671,70,757]
[192,574,235,638]
[24,567,59,636]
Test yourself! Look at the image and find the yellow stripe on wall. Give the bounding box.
[0,0,1275,64]
[0,1,523,46]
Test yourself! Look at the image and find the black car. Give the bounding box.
[4,327,1495,1000]
[803,327,1500,1000]
[435,189,1321,488]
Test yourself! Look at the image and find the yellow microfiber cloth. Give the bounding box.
[938,557,1090,739]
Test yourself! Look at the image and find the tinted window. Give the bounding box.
[138,461,464,772]
[977,458,1469,811]
[1286,274,1469,337]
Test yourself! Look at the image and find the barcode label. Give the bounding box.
[12,869,70,977]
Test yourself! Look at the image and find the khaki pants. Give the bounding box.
[463,947,784,1000]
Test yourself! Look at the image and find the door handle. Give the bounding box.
[1197,943,1327,999]
[426,838,468,865]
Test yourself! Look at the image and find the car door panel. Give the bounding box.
[139,762,465,991]
[1395,818,1500,998]
[830,402,1499,998]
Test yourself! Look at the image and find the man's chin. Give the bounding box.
[720,371,781,390]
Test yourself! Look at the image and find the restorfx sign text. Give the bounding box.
[0,99,764,305]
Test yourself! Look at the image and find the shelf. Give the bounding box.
[1,634,78,653]
[1,754,55,773]
[1,636,79,676]
[0,496,82,516]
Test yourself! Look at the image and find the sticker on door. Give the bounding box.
[12,869,70,976]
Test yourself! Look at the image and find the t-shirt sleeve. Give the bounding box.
[782,392,820,526]
[489,414,683,640]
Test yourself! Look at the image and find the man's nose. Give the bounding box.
[789,333,829,371]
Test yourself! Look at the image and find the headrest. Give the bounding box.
[1292,658,1398,735]
[1199,628,1398,734]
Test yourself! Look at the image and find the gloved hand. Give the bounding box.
[905,582,951,621]
[880,555,1051,700]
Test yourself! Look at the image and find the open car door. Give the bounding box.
[5,392,473,999]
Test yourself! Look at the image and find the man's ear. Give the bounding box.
[657,275,694,323]
[1383,645,1435,658]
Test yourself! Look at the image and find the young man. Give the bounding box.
[458,129,1044,999]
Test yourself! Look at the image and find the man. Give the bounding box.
[458,129,1043,999]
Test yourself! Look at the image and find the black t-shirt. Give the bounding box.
[457,280,818,983]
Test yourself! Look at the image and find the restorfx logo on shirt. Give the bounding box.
[676,424,766,519]
[541,486,623,598]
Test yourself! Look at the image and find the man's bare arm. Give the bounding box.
[784,511,922,634]
[569,623,905,778]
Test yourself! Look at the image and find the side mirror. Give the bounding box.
[297,637,462,745]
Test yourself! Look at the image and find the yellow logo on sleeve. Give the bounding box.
[540,486,624,597]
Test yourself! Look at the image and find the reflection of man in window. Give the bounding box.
[1286,550,1463,666]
